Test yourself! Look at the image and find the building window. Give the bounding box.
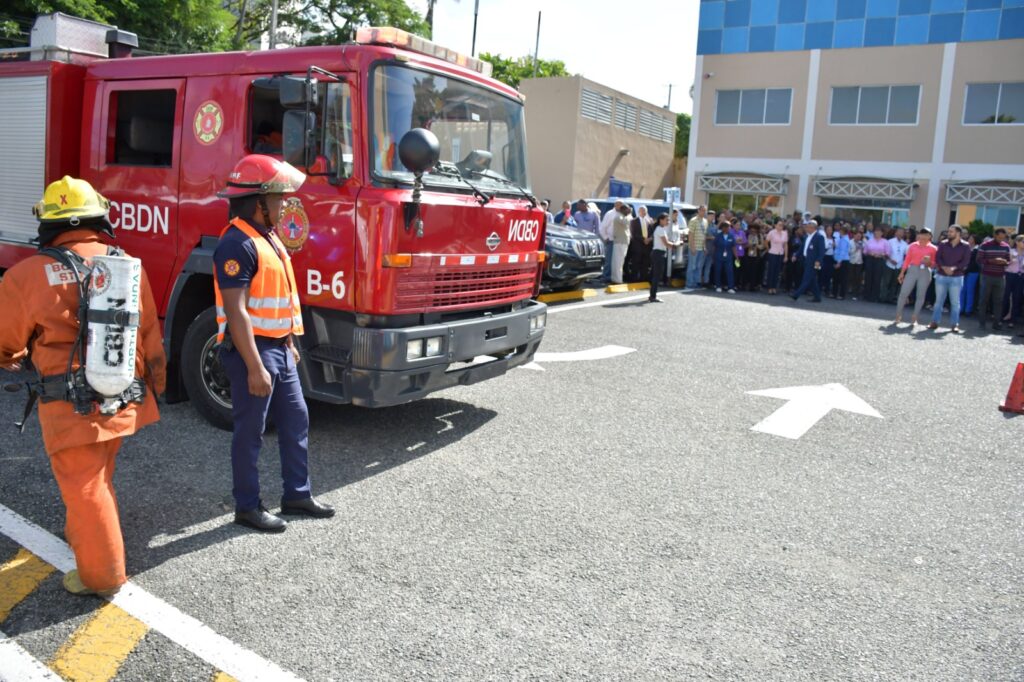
[977,205,1021,230]
[715,88,792,125]
[580,88,612,124]
[829,85,920,125]
[818,197,912,228]
[707,192,783,215]
[963,82,1024,125]
[614,100,637,131]
[107,90,176,166]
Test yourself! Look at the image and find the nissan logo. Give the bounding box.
[486,232,501,251]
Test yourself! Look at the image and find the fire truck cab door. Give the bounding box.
[85,78,186,310]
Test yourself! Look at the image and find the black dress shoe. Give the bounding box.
[280,497,335,518]
[235,506,287,533]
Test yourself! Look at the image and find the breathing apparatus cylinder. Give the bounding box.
[84,254,142,399]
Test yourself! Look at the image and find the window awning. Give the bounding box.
[698,173,788,196]
[814,177,916,201]
[945,182,1024,206]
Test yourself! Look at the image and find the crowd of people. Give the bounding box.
[543,198,1024,335]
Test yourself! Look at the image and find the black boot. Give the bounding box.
[280,497,335,519]
[235,506,287,533]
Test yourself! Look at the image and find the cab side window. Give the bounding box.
[249,80,285,155]
[247,77,353,178]
[108,89,176,166]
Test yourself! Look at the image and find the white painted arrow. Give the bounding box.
[520,344,636,371]
[746,383,882,440]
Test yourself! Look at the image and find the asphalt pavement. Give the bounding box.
[0,287,1021,681]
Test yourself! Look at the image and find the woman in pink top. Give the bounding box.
[895,227,939,326]
[765,218,789,294]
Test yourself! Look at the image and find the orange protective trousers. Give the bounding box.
[48,438,126,592]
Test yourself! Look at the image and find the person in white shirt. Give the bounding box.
[599,199,624,282]
[882,227,908,303]
[649,213,682,302]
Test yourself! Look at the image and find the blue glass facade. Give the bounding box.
[697,0,1024,53]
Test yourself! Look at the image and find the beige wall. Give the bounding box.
[696,51,809,159]
[812,44,942,162]
[522,76,676,203]
[571,118,675,200]
[520,77,580,206]
[944,39,1024,165]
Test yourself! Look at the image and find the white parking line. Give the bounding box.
[546,290,682,315]
[0,503,305,682]
[0,629,64,681]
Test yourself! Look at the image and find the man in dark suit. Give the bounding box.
[626,205,653,282]
[791,220,825,303]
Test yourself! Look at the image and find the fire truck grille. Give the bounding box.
[396,265,537,311]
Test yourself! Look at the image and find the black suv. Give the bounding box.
[542,221,605,290]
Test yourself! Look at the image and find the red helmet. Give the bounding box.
[218,154,306,199]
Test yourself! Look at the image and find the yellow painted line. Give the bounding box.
[605,282,650,293]
[50,602,149,682]
[0,549,55,622]
[213,672,240,682]
[537,288,596,303]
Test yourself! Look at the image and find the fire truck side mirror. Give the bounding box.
[398,128,441,175]
[279,76,318,109]
[283,110,317,168]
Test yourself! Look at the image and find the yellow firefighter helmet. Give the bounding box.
[33,176,111,224]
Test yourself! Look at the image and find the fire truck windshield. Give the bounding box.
[371,64,530,193]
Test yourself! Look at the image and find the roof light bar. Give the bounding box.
[355,26,494,78]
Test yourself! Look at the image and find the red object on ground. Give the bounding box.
[999,362,1024,414]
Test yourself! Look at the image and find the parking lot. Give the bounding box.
[1,287,1021,681]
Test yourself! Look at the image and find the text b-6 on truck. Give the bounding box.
[0,16,548,429]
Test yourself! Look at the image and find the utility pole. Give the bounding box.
[665,84,675,110]
[471,0,480,56]
[532,11,541,77]
[269,0,278,49]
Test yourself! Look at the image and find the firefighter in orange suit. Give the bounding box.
[0,177,165,596]
[213,154,334,532]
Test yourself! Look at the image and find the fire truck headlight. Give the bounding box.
[425,336,444,358]
[530,313,546,331]
[407,339,425,361]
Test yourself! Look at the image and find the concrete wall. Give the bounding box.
[696,51,810,159]
[944,39,1024,165]
[522,76,676,204]
[812,44,943,162]
[519,77,579,206]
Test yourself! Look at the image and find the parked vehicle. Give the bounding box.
[0,15,548,429]
[588,198,698,277]
[542,221,604,290]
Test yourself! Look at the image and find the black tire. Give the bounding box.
[180,306,234,431]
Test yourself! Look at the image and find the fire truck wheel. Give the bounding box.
[181,306,234,431]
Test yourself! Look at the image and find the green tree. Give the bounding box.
[674,112,691,159]
[479,52,570,90]
[966,218,994,240]
[3,0,234,53]
[286,0,429,46]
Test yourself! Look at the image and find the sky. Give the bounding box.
[409,0,700,115]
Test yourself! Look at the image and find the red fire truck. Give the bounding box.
[0,14,547,429]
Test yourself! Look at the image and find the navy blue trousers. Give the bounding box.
[793,260,822,300]
[221,339,311,512]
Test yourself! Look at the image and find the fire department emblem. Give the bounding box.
[276,198,310,251]
[193,100,224,145]
[91,261,112,294]
[223,259,241,277]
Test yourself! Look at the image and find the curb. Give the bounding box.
[537,288,598,303]
[605,282,651,294]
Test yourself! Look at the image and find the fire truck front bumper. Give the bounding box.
[299,301,547,408]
